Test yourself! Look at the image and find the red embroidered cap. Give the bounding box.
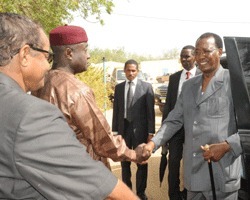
[49,25,88,46]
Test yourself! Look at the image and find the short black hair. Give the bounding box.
[182,45,195,55]
[124,59,139,70]
[196,32,223,49]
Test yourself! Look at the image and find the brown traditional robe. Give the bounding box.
[34,69,135,169]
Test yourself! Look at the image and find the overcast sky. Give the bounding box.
[71,0,250,56]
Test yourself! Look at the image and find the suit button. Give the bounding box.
[194,121,198,125]
[193,152,197,157]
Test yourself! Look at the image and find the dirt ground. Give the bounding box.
[105,106,184,200]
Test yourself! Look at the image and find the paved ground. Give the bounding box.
[104,106,184,200]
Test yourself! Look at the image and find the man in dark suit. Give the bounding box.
[162,45,199,200]
[112,59,155,200]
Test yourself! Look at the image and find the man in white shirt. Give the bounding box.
[112,59,155,200]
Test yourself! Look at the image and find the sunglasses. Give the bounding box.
[28,44,54,63]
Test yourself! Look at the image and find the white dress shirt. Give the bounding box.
[124,77,137,118]
[178,67,197,96]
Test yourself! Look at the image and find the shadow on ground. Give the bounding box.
[111,155,184,200]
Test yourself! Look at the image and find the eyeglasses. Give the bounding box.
[194,48,218,57]
[28,44,54,63]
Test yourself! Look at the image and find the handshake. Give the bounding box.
[132,141,155,164]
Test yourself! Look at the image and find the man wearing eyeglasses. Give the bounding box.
[142,32,242,200]
[161,45,200,200]
[0,12,139,199]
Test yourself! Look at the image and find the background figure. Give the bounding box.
[143,32,242,200]
[34,25,141,169]
[0,12,138,199]
[161,45,199,200]
[112,59,155,200]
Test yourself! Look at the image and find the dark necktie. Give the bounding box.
[126,81,133,121]
[186,71,191,80]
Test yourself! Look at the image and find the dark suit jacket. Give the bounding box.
[112,79,155,145]
[162,71,182,121]
[0,73,117,199]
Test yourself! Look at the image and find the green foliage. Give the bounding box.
[0,0,180,113]
[162,48,180,59]
[0,0,114,33]
[89,47,179,64]
[76,66,113,111]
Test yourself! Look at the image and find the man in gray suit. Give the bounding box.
[0,12,139,200]
[162,45,199,200]
[112,59,155,200]
[142,33,242,200]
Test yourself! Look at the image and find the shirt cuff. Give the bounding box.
[112,131,118,135]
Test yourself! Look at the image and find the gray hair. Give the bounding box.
[0,12,43,66]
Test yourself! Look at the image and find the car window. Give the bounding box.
[137,71,145,80]
[117,70,126,80]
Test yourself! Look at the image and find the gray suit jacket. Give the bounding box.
[112,79,155,145]
[0,73,117,199]
[152,66,242,192]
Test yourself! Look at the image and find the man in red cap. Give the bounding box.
[0,13,139,200]
[34,25,143,169]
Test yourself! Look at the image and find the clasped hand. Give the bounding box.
[134,141,155,163]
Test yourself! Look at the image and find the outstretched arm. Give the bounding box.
[72,89,138,162]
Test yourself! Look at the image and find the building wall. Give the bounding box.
[140,59,182,81]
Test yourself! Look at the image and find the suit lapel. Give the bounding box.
[132,79,142,106]
[120,81,126,108]
[192,76,202,105]
[194,66,224,105]
[173,71,182,97]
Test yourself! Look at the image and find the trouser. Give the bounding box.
[168,128,185,200]
[187,190,238,200]
[121,161,148,195]
[121,119,148,195]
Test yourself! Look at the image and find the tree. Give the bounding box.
[76,66,113,111]
[0,0,114,33]
[89,47,159,64]
[162,48,179,59]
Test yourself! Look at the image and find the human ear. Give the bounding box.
[218,48,223,56]
[19,45,31,67]
[65,47,73,60]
